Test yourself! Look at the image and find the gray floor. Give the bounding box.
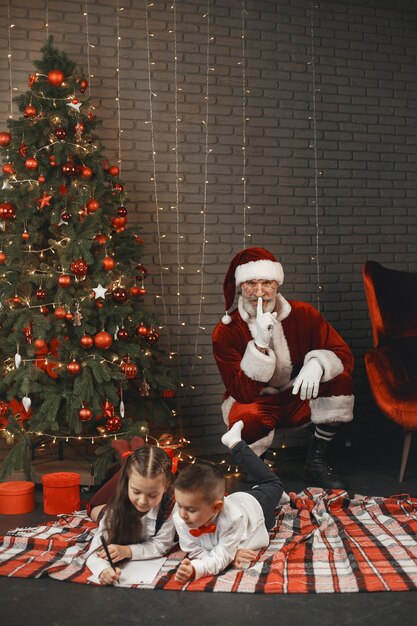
[1,425,417,626]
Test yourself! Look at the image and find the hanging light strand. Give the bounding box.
[171,0,183,373]
[241,1,248,248]
[309,1,321,310]
[83,2,92,97]
[145,2,170,347]
[192,1,211,366]
[7,0,14,120]
[45,0,49,39]
[115,5,123,173]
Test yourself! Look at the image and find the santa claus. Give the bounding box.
[212,247,354,489]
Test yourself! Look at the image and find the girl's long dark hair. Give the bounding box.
[104,445,173,545]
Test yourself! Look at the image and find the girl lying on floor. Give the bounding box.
[86,444,176,585]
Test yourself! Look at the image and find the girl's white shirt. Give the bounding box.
[85,505,176,578]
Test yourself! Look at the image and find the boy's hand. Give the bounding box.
[97,543,132,563]
[175,558,195,583]
[232,548,258,569]
[98,566,122,586]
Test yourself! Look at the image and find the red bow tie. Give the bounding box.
[189,523,217,538]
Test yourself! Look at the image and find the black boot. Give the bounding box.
[304,435,347,490]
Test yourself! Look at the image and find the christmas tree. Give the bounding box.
[0,38,177,482]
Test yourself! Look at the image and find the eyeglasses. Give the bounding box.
[241,280,277,293]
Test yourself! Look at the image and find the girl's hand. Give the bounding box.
[232,548,258,568]
[175,558,195,583]
[97,543,132,563]
[98,566,122,586]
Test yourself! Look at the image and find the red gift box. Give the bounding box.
[0,481,35,514]
[42,472,80,515]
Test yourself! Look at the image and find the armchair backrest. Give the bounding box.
[363,261,417,347]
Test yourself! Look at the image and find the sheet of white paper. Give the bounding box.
[88,557,166,587]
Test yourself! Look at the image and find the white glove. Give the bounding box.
[292,358,324,400]
[254,297,277,349]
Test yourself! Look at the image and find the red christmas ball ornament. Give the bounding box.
[38,175,45,183]
[74,121,85,133]
[33,338,47,351]
[95,234,108,245]
[0,202,16,220]
[24,104,37,118]
[0,251,6,265]
[70,258,88,276]
[94,331,113,349]
[86,198,99,213]
[72,98,79,105]
[111,287,128,303]
[25,157,38,170]
[11,295,21,305]
[21,230,30,241]
[79,79,88,93]
[105,415,122,433]
[40,305,49,315]
[65,312,73,320]
[0,132,11,147]
[58,274,71,288]
[136,264,148,279]
[130,285,141,297]
[136,323,148,337]
[111,216,127,230]
[134,235,144,245]
[35,288,46,301]
[121,360,138,379]
[113,183,124,192]
[61,211,71,223]
[102,256,115,271]
[80,335,94,349]
[54,307,67,319]
[2,163,15,175]
[160,389,175,399]
[146,330,160,345]
[79,406,92,421]
[117,328,129,341]
[80,166,93,179]
[138,286,146,295]
[109,165,120,177]
[117,206,127,217]
[96,300,104,309]
[0,400,8,417]
[54,127,67,140]
[47,69,65,87]
[67,360,81,375]
[62,161,77,176]
[49,155,56,166]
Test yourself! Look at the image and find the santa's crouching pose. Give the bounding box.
[212,247,354,490]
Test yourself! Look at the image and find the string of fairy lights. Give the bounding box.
[308,1,322,311]
[240,1,249,249]
[115,4,123,175]
[44,0,49,40]
[6,0,15,122]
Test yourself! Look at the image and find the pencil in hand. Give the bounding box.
[100,536,116,572]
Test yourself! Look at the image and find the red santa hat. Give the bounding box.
[222,247,284,324]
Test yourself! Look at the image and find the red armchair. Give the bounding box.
[363,261,417,481]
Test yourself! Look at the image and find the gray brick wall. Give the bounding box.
[0,0,416,455]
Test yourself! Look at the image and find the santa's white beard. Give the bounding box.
[241,294,277,319]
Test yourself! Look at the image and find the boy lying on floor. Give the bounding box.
[173,420,285,582]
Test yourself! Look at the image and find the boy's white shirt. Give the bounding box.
[86,505,176,579]
[173,491,269,580]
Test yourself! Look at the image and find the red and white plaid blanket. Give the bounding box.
[1,488,417,593]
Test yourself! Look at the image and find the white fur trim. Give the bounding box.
[235,260,284,287]
[304,349,344,382]
[221,395,236,424]
[240,340,276,382]
[268,320,293,388]
[309,395,354,424]
[222,312,232,325]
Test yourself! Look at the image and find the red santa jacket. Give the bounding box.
[212,295,354,406]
